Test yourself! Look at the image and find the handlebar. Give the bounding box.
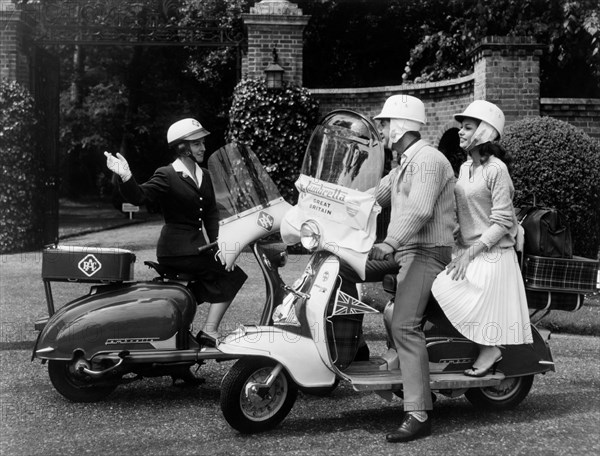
[197,241,218,254]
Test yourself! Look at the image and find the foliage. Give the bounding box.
[54,1,248,201]
[178,0,250,118]
[297,0,426,88]
[0,80,45,253]
[59,80,130,199]
[501,116,600,258]
[401,0,600,97]
[58,44,223,202]
[226,79,320,203]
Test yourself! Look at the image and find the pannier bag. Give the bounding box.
[523,255,599,293]
[516,206,573,259]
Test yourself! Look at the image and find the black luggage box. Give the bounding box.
[42,245,136,283]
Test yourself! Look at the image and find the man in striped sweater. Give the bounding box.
[338,95,455,442]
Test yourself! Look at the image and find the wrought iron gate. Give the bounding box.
[30,45,60,246]
[23,0,244,244]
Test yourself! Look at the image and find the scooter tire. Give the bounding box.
[220,357,298,434]
[465,375,534,410]
[48,360,117,403]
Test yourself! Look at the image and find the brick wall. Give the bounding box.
[540,98,600,139]
[309,36,599,141]
[242,19,308,85]
[242,1,309,86]
[471,36,544,124]
[310,75,475,145]
[0,3,33,86]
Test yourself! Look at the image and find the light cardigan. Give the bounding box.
[375,140,456,250]
[455,155,518,249]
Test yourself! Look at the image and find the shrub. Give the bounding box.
[0,80,45,253]
[501,116,600,258]
[226,79,320,204]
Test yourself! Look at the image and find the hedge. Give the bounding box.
[226,79,320,204]
[501,116,600,258]
[0,80,45,254]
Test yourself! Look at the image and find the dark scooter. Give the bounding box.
[32,144,291,402]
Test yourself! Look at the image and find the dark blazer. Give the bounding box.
[120,164,219,257]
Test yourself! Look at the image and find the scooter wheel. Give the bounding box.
[220,357,298,434]
[465,375,534,410]
[48,360,117,403]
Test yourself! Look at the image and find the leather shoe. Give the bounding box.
[386,414,432,443]
[196,331,217,347]
[171,367,205,387]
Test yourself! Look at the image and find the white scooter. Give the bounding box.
[215,110,556,434]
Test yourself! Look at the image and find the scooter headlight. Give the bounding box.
[300,220,322,251]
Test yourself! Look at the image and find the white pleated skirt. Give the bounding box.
[431,247,533,346]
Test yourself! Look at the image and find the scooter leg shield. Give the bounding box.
[218,326,336,388]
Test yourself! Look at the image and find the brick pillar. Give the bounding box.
[242,0,310,86]
[0,0,34,85]
[471,36,545,124]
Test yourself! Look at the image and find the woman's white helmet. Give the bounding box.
[167,118,210,145]
[454,100,505,138]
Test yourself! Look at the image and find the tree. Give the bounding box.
[54,0,249,201]
[401,0,600,97]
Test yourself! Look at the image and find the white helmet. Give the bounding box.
[167,118,210,145]
[374,94,427,124]
[454,100,505,138]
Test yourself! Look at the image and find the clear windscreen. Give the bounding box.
[208,143,282,220]
[301,121,384,192]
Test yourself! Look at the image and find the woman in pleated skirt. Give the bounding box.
[431,100,533,377]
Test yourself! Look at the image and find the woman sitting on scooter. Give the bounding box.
[431,100,533,377]
[104,118,247,348]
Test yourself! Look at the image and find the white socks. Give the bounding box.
[408,411,428,422]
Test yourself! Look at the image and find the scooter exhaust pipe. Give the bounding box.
[79,351,129,378]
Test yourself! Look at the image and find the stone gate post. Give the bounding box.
[242,0,310,86]
[0,0,34,85]
[471,36,546,124]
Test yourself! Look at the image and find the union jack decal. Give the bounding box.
[332,290,380,316]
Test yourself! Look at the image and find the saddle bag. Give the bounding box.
[516,206,573,259]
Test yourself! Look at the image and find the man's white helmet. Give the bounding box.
[374,95,426,147]
[167,118,210,145]
[454,100,505,138]
[374,94,427,124]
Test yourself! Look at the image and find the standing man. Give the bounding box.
[338,94,455,442]
[375,95,455,442]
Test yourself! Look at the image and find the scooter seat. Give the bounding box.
[382,274,396,294]
[144,261,197,281]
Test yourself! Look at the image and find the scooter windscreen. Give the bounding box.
[208,143,283,222]
[301,110,384,192]
[208,143,292,269]
[281,111,384,279]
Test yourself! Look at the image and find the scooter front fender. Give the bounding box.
[219,325,336,388]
